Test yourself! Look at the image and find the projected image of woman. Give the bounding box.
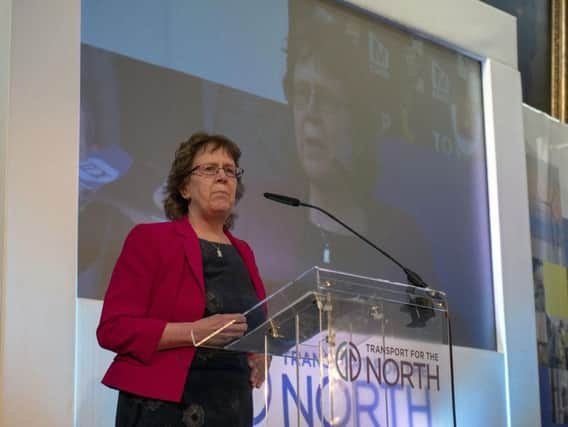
[97,133,267,427]
[283,4,378,240]
[282,0,434,283]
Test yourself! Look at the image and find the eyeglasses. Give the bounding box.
[189,163,244,179]
[292,81,346,114]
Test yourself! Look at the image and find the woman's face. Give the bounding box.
[291,55,351,183]
[180,145,238,220]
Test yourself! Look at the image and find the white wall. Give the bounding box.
[0,0,79,426]
[347,0,517,67]
[484,59,539,427]
[0,0,539,426]
[0,0,12,418]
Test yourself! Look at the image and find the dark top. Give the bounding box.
[191,238,265,369]
[115,239,262,427]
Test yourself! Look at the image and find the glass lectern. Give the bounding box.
[199,267,454,426]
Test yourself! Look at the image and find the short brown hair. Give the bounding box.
[163,132,244,228]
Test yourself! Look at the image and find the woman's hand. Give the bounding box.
[248,353,271,388]
[189,313,248,346]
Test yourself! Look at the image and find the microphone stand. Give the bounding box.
[299,201,430,289]
[265,192,457,424]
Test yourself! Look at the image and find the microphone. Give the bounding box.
[263,192,300,207]
[263,192,430,289]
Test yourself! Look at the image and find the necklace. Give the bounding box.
[207,241,223,258]
[314,218,331,265]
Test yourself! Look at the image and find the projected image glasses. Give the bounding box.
[292,81,347,114]
[189,163,244,179]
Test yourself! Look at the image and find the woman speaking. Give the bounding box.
[97,132,267,427]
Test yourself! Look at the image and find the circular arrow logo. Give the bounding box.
[335,341,362,382]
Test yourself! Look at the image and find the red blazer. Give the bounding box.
[97,217,267,402]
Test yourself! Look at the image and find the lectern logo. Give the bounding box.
[335,341,361,381]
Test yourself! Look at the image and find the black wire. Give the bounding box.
[448,315,458,426]
[301,202,430,288]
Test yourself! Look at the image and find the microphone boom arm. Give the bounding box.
[299,202,429,289]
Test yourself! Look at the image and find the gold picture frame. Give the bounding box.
[551,0,568,121]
